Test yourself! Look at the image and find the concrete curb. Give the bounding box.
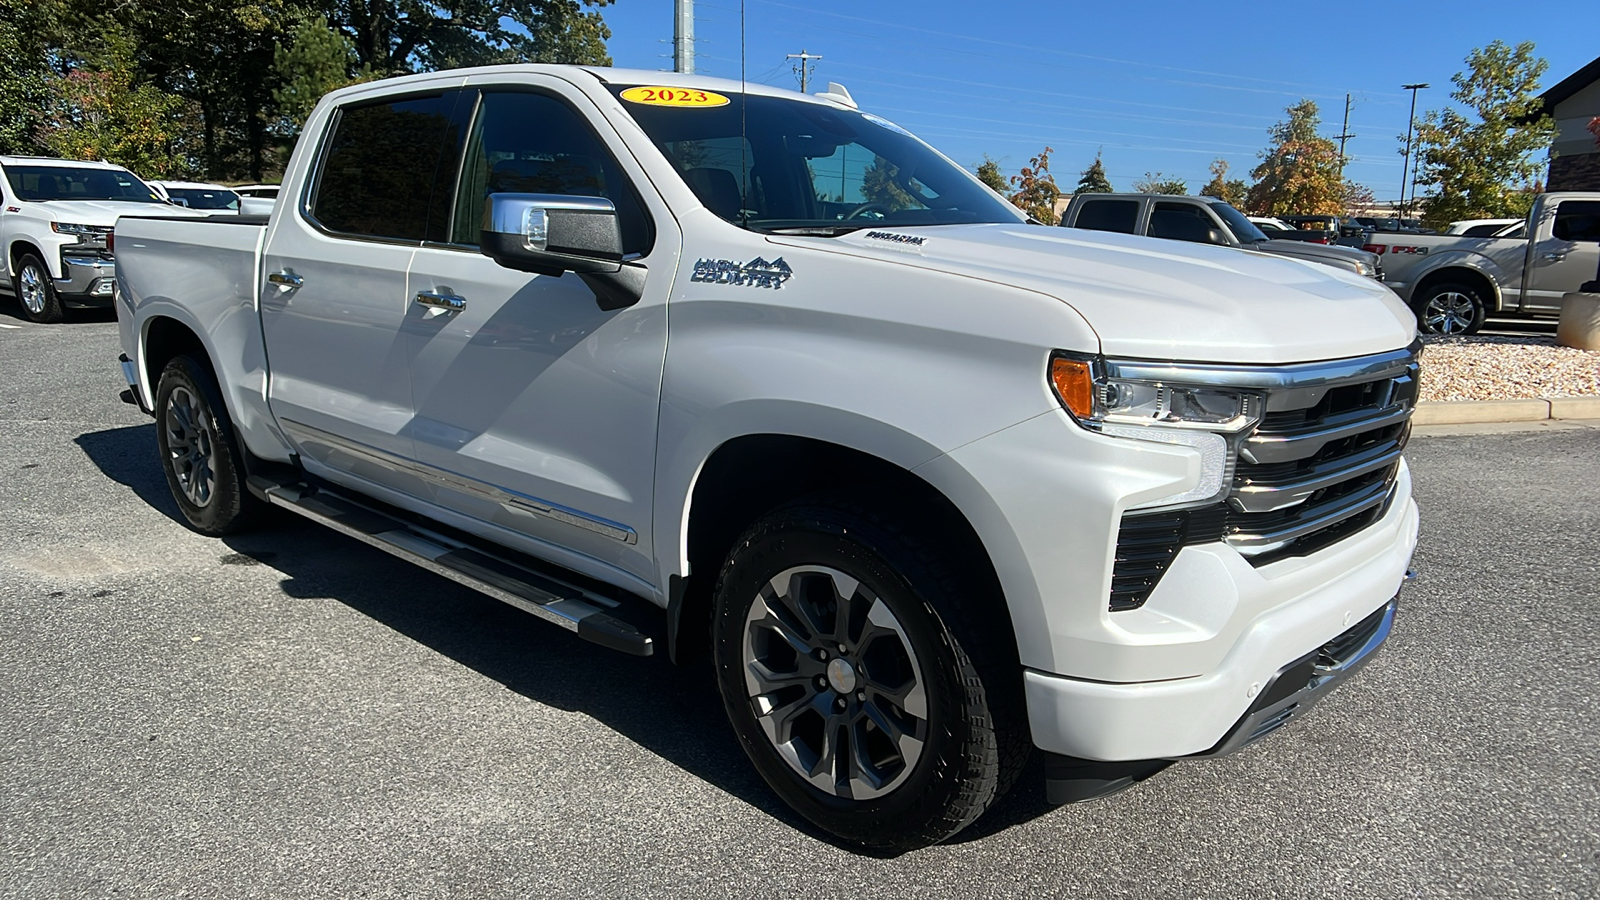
[1414,396,1600,425]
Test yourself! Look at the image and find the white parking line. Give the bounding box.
[0,323,21,329]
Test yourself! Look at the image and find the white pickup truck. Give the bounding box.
[114,66,1421,850]
[1368,192,1600,334]
[1,156,204,323]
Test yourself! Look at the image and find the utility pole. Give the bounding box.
[786,49,822,93]
[1334,93,1355,183]
[674,0,694,74]
[1398,83,1429,218]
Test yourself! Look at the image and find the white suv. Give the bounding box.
[0,156,201,322]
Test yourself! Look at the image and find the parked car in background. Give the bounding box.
[1444,218,1522,237]
[1364,193,1600,333]
[0,155,204,322]
[150,181,242,212]
[1061,193,1383,279]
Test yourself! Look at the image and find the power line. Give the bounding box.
[785,49,821,93]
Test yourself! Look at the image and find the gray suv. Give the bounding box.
[1061,193,1383,280]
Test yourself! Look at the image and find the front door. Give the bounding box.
[403,80,678,586]
[1523,199,1600,312]
[261,87,471,500]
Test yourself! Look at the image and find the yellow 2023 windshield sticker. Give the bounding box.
[620,86,730,108]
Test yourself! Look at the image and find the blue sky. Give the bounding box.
[599,0,1598,202]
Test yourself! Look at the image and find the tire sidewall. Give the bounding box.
[1414,282,1487,335]
[711,508,989,846]
[154,354,254,535]
[14,254,64,324]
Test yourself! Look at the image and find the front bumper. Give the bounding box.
[56,254,116,303]
[1023,491,1418,761]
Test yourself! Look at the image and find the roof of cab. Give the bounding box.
[0,156,128,170]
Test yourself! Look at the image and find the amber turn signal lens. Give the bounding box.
[1050,358,1096,419]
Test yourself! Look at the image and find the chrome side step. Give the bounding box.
[255,480,654,657]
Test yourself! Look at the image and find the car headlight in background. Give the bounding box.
[50,222,97,235]
[1050,354,1262,509]
[1355,260,1377,278]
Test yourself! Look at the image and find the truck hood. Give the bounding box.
[35,200,202,226]
[817,224,1415,364]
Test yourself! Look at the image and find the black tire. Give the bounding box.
[1413,281,1487,335]
[711,497,1026,851]
[13,253,64,324]
[154,354,263,535]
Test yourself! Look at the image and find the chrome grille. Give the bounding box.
[1107,345,1419,610]
[1225,352,1418,563]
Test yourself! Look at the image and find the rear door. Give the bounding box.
[260,86,471,500]
[401,77,679,585]
[1523,199,1600,312]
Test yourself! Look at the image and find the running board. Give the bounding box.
[256,480,654,657]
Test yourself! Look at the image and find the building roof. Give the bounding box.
[1516,54,1600,123]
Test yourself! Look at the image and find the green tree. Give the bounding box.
[1199,158,1247,207]
[0,0,63,154]
[1407,41,1557,229]
[322,0,614,74]
[976,155,1008,194]
[861,155,914,211]
[274,16,368,128]
[1009,146,1061,224]
[1246,99,1342,216]
[39,50,195,177]
[1075,153,1112,193]
[1133,172,1187,195]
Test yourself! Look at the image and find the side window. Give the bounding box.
[1552,201,1600,242]
[452,90,654,256]
[1073,199,1138,234]
[310,91,467,242]
[1149,202,1225,244]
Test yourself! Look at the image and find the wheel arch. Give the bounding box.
[1411,264,1503,314]
[9,239,49,278]
[668,431,1017,669]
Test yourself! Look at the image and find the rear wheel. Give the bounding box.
[1414,281,1487,335]
[711,498,1025,851]
[154,354,263,535]
[14,253,64,323]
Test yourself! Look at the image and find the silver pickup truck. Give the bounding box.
[1368,193,1600,334]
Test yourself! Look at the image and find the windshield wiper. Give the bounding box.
[763,224,874,237]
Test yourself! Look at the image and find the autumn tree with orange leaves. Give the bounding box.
[1245,99,1343,216]
[1009,146,1062,224]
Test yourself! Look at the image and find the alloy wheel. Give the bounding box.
[164,386,217,508]
[741,565,929,800]
[1423,291,1477,334]
[18,263,45,316]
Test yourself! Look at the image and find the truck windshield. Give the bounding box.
[609,87,1025,234]
[4,166,164,203]
[1208,201,1269,243]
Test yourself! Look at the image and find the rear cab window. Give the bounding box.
[1072,199,1139,234]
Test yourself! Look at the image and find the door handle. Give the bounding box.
[415,290,466,313]
[268,271,303,288]
[1542,252,1566,262]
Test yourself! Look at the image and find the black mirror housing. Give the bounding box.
[480,193,624,277]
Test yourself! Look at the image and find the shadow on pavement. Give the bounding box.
[73,423,1063,851]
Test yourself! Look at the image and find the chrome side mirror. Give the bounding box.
[480,193,624,277]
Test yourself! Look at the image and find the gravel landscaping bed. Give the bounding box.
[1419,334,1600,402]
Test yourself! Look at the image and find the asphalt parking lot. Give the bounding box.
[2,305,1597,899]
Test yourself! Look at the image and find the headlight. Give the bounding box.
[1355,260,1377,277]
[1050,354,1263,509]
[50,222,96,235]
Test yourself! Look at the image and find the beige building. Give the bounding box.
[1526,55,1600,191]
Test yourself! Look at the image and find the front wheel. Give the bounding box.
[1414,281,1487,335]
[14,253,64,323]
[711,499,1024,851]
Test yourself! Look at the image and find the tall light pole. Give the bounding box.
[674,0,694,74]
[1399,83,1429,219]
